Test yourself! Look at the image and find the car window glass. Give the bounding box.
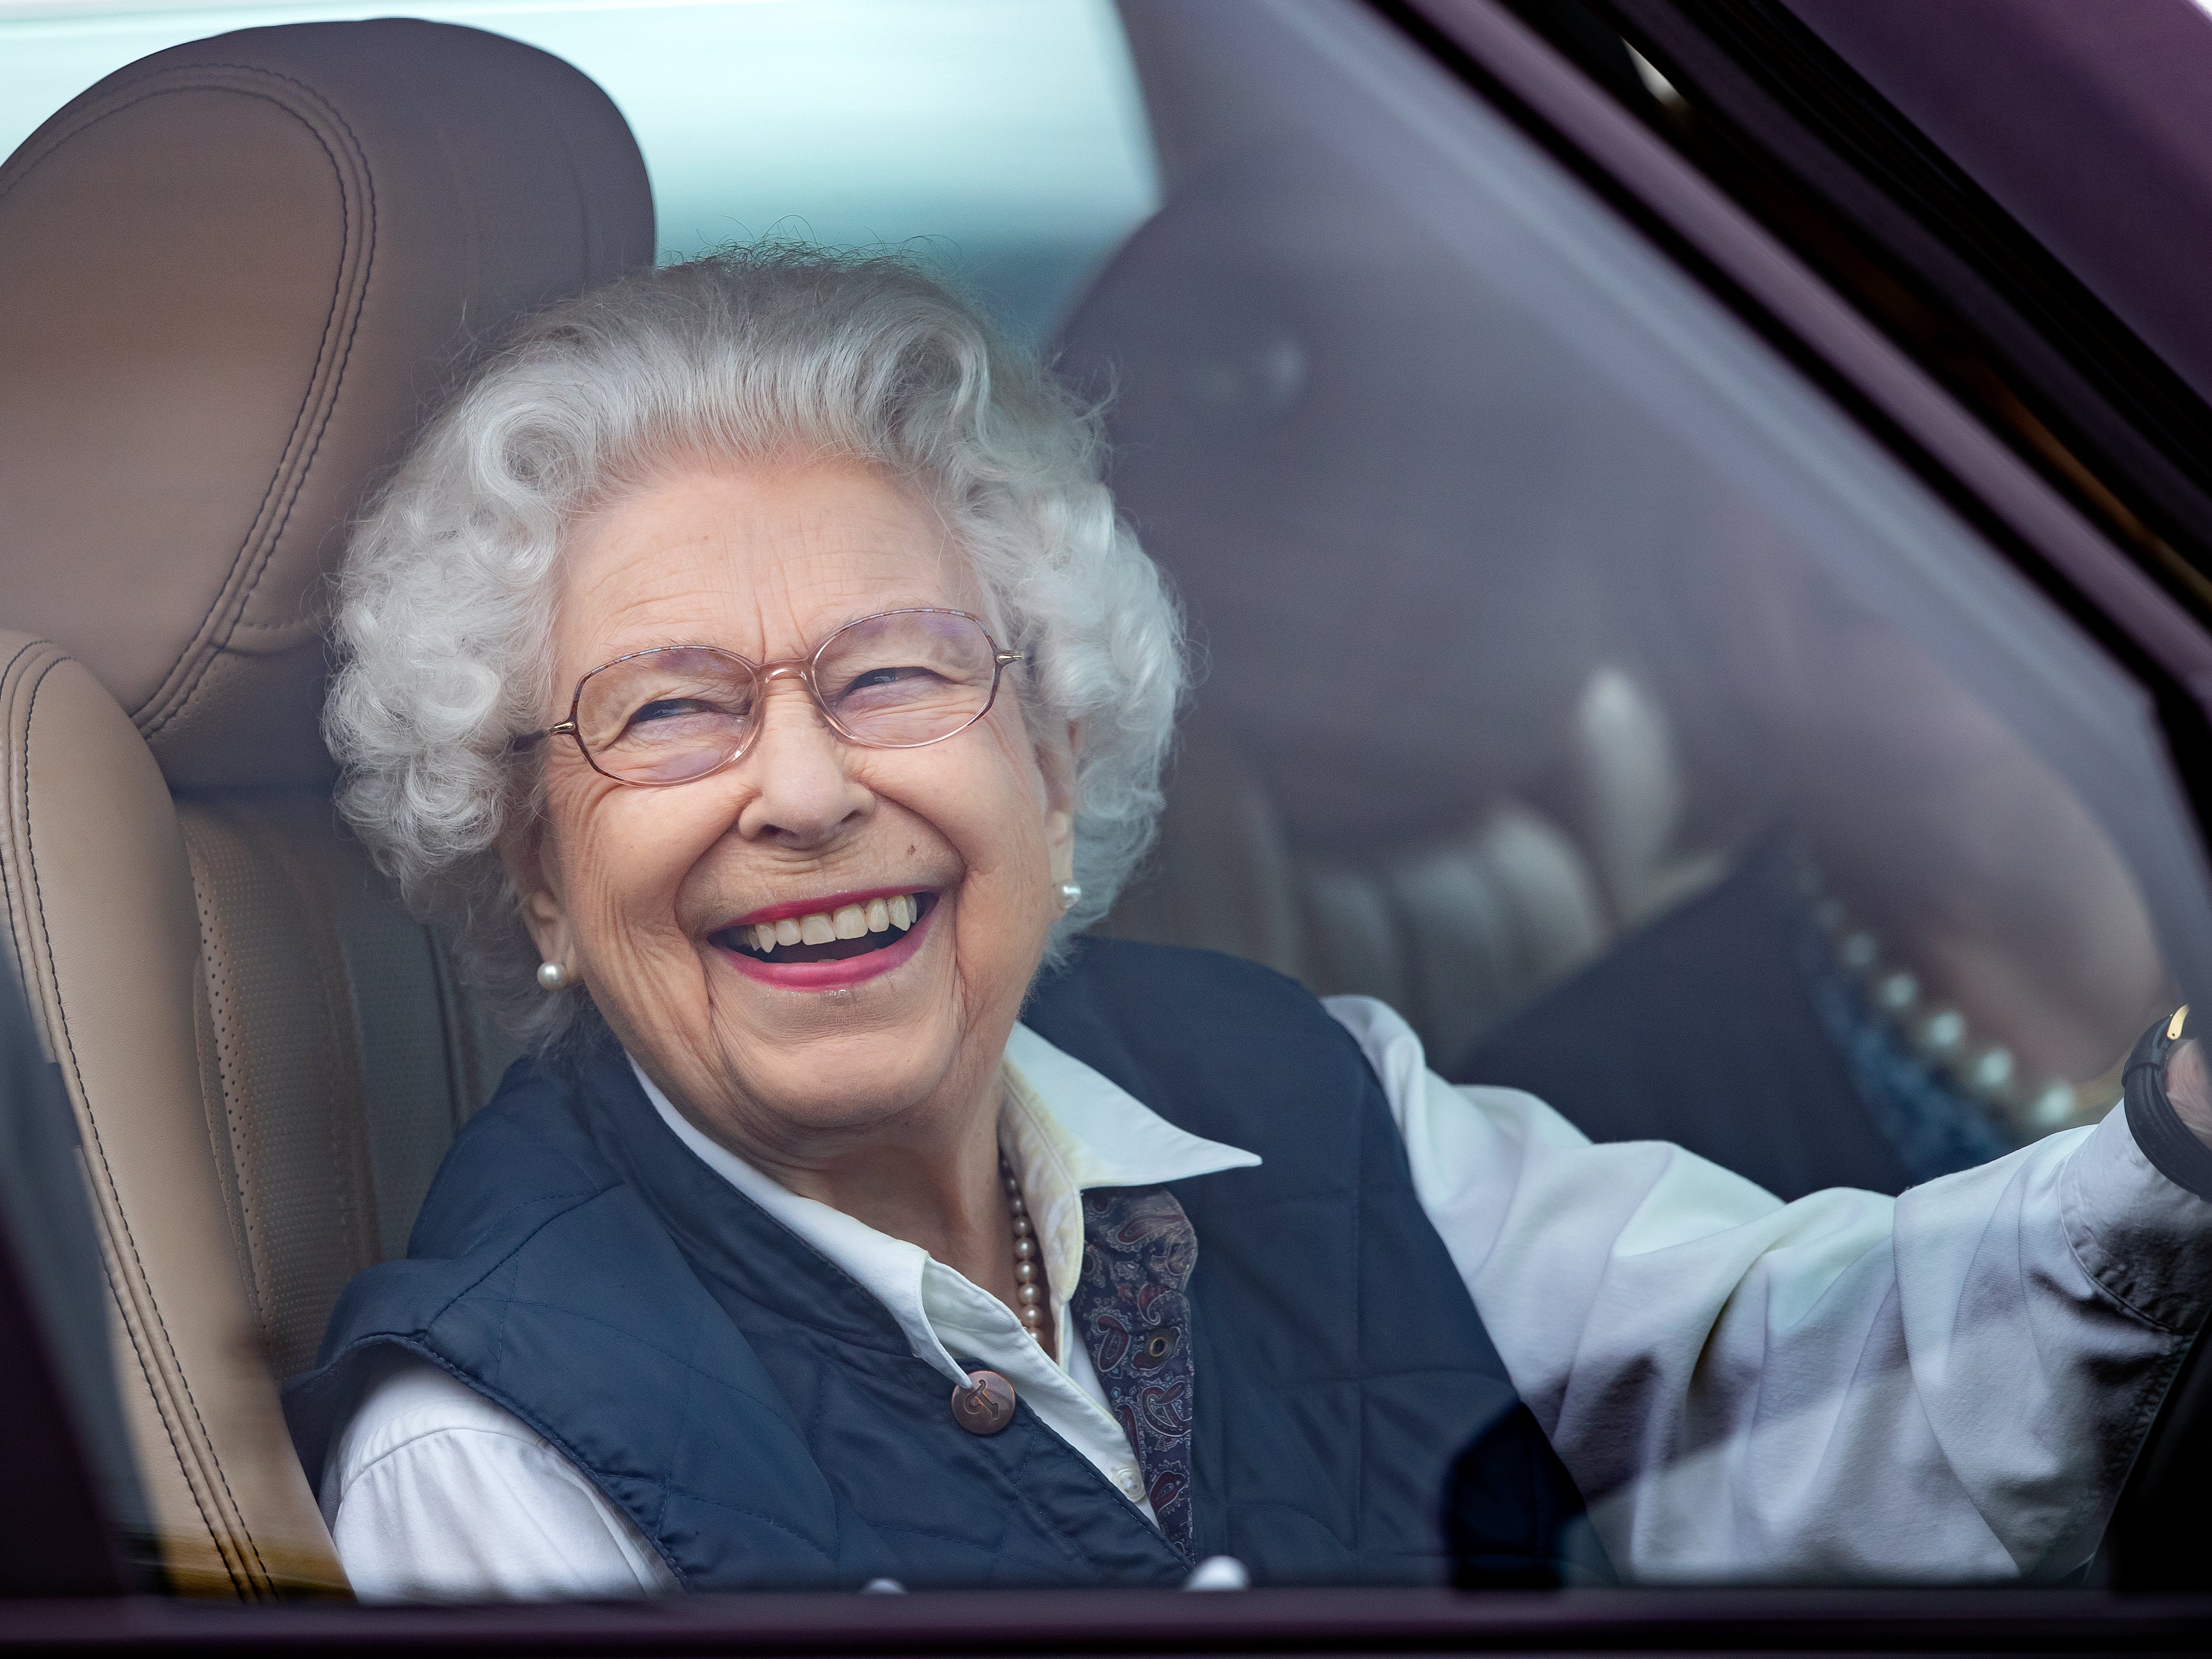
[10,0,2212,1601]
[0,0,1157,338]
[1078,0,2209,1206]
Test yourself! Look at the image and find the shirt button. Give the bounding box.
[950,1371,1016,1435]
[1115,1465,1144,1498]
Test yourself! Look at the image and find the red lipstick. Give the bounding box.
[711,893,936,991]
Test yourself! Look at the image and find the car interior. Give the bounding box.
[1,0,2209,1608]
[0,19,651,1592]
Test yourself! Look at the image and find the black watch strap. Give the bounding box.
[2123,1007,2212,1202]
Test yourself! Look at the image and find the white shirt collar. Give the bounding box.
[627,1023,1259,1388]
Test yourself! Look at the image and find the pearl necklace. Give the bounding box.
[944,1157,1051,1438]
[1000,1154,1047,1340]
[1802,861,2118,1137]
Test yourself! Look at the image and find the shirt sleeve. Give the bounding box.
[322,1356,679,1602]
[1326,993,2212,1583]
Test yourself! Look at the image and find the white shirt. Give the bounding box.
[322,997,2212,1599]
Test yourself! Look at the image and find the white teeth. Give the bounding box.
[739,894,922,956]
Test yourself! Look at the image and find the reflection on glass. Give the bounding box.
[12,0,2211,1612]
[1078,21,2183,1202]
[1722,540,2166,1140]
[1070,0,2212,1592]
[1449,535,2174,1198]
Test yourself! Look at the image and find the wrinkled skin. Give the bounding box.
[508,459,1075,1347]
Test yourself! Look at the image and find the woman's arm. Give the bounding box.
[324,1356,677,1601]
[1327,995,2212,1583]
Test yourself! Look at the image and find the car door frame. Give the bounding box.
[9,0,2212,1643]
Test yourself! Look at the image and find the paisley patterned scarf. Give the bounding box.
[1070,1186,1199,1555]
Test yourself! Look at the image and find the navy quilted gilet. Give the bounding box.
[286,939,1587,1589]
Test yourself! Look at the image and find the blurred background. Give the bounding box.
[0,0,1159,341]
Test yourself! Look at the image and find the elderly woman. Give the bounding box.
[288,250,2212,1602]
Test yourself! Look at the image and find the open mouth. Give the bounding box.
[710,892,937,965]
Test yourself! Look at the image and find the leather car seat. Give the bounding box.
[1062,140,1728,1063]
[0,21,652,1595]
[1102,675,1726,1068]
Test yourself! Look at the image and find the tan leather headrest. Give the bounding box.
[0,21,654,789]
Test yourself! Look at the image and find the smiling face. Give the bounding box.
[511,458,1075,1175]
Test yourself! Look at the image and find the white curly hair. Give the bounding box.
[326,247,1185,1050]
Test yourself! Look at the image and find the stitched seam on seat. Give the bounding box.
[12,657,254,1589]
[0,81,352,740]
[19,658,269,1596]
[176,815,277,1355]
[105,1254,230,1579]
[138,67,376,740]
[234,809,383,1298]
[154,71,367,725]
[181,928,257,1332]
[3,64,375,740]
[204,64,379,640]
[0,84,214,206]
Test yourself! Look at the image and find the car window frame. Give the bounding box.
[1393,0,2212,856]
[9,0,2212,1642]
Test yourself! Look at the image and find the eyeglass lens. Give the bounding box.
[571,611,1002,785]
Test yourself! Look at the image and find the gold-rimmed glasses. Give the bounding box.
[510,608,1024,787]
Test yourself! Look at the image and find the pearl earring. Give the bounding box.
[536,960,568,991]
[1056,881,1083,913]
